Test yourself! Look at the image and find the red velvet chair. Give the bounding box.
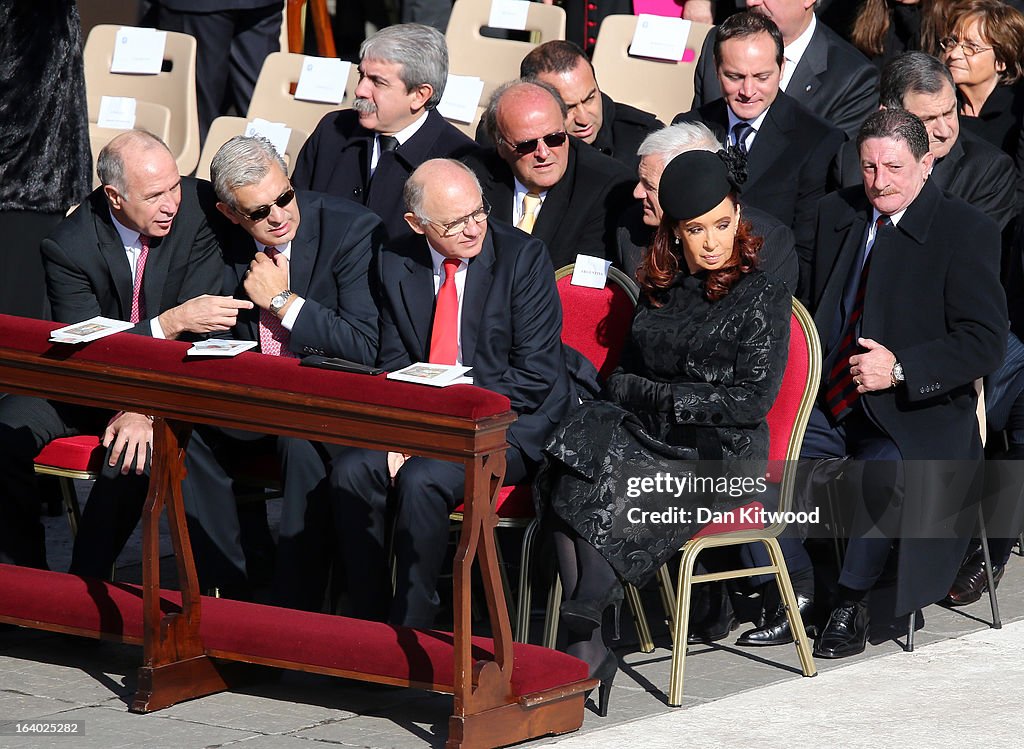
[32,435,105,538]
[652,298,821,704]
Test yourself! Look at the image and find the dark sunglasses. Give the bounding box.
[235,187,296,222]
[501,130,568,156]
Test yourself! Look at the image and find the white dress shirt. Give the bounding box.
[110,210,165,338]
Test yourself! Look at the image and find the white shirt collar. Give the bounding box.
[780,15,816,92]
[253,238,292,259]
[427,244,469,276]
[372,109,430,166]
[512,178,549,224]
[872,207,907,228]
[109,208,146,249]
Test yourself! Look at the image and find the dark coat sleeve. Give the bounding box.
[288,205,383,364]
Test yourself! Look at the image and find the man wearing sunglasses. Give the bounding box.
[292,23,477,244]
[329,158,570,628]
[464,79,635,271]
[161,135,382,606]
[1,130,241,572]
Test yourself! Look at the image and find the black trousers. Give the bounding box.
[330,446,529,629]
[0,394,129,570]
[156,3,282,141]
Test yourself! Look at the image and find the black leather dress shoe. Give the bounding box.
[736,592,816,647]
[946,552,1004,606]
[687,581,738,644]
[813,601,869,659]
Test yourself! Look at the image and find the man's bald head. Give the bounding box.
[404,158,488,259]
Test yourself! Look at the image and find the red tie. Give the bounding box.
[257,246,295,358]
[826,216,889,421]
[428,258,460,364]
[129,235,150,323]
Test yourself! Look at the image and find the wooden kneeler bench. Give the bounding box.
[0,567,590,745]
[0,315,594,749]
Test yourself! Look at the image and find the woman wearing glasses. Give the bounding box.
[537,149,790,715]
[938,0,1024,159]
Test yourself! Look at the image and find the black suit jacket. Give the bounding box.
[221,191,381,364]
[809,182,1006,615]
[829,128,1017,232]
[675,94,844,276]
[41,177,224,334]
[291,108,479,243]
[692,20,878,139]
[377,220,570,462]
[613,202,799,293]
[463,138,636,270]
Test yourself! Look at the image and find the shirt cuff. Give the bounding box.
[280,297,304,330]
[150,317,166,339]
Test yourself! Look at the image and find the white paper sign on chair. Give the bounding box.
[245,118,292,157]
[629,15,692,62]
[488,0,531,31]
[110,27,167,75]
[571,254,612,289]
[294,57,351,104]
[97,96,137,130]
[438,75,485,124]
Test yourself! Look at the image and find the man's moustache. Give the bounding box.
[352,98,377,114]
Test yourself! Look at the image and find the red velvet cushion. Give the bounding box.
[0,315,510,421]
[33,435,104,473]
[556,276,634,379]
[0,565,587,696]
[765,311,809,484]
[453,483,534,518]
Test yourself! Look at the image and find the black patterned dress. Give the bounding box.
[539,268,791,586]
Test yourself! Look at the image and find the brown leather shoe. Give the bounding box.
[945,554,1005,606]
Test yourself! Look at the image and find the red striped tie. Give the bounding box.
[826,216,888,421]
[428,258,460,364]
[257,246,295,358]
[129,235,150,324]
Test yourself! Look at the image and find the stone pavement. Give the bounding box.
[1,501,1022,749]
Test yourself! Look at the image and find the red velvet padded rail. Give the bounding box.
[555,276,634,379]
[34,435,104,473]
[0,565,587,695]
[0,315,510,421]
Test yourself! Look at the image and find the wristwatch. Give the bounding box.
[269,289,293,315]
[891,361,905,387]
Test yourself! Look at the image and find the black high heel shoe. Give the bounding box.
[560,581,624,638]
[590,647,618,717]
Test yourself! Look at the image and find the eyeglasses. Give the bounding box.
[423,200,491,237]
[939,36,993,57]
[500,130,568,156]
[234,187,296,222]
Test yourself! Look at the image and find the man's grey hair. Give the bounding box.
[96,130,173,194]
[482,78,568,145]
[880,51,955,109]
[210,135,288,208]
[360,23,449,109]
[636,122,724,163]
[403,159,483,222]
[857,108,931,161]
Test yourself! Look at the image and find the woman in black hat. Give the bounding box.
[539,149,791,714]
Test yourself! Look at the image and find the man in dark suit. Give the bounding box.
[152,1,283,142]
[692,0,878,138]
[674,12,844,289]
[619,120,798,291]
[0,130,247,570]
[329,158,570,628]
[180,135,382,605]
[802,109,1004,658]
[829,52,1017,234]
[518,40,663,172]
[464,79,636,271]
[291,23,478,243]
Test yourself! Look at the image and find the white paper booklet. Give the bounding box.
[386,363,472,387]
[50,317,134,344]
[187,339,259,357]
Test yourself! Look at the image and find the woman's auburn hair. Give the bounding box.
[637,200,762,305]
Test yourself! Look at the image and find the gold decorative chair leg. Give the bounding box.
[762,538,816,677]
[625,582,655,654]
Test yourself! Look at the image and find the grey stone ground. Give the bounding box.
[1,490,1022,749]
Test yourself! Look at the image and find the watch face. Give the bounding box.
[271,294,286,311]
